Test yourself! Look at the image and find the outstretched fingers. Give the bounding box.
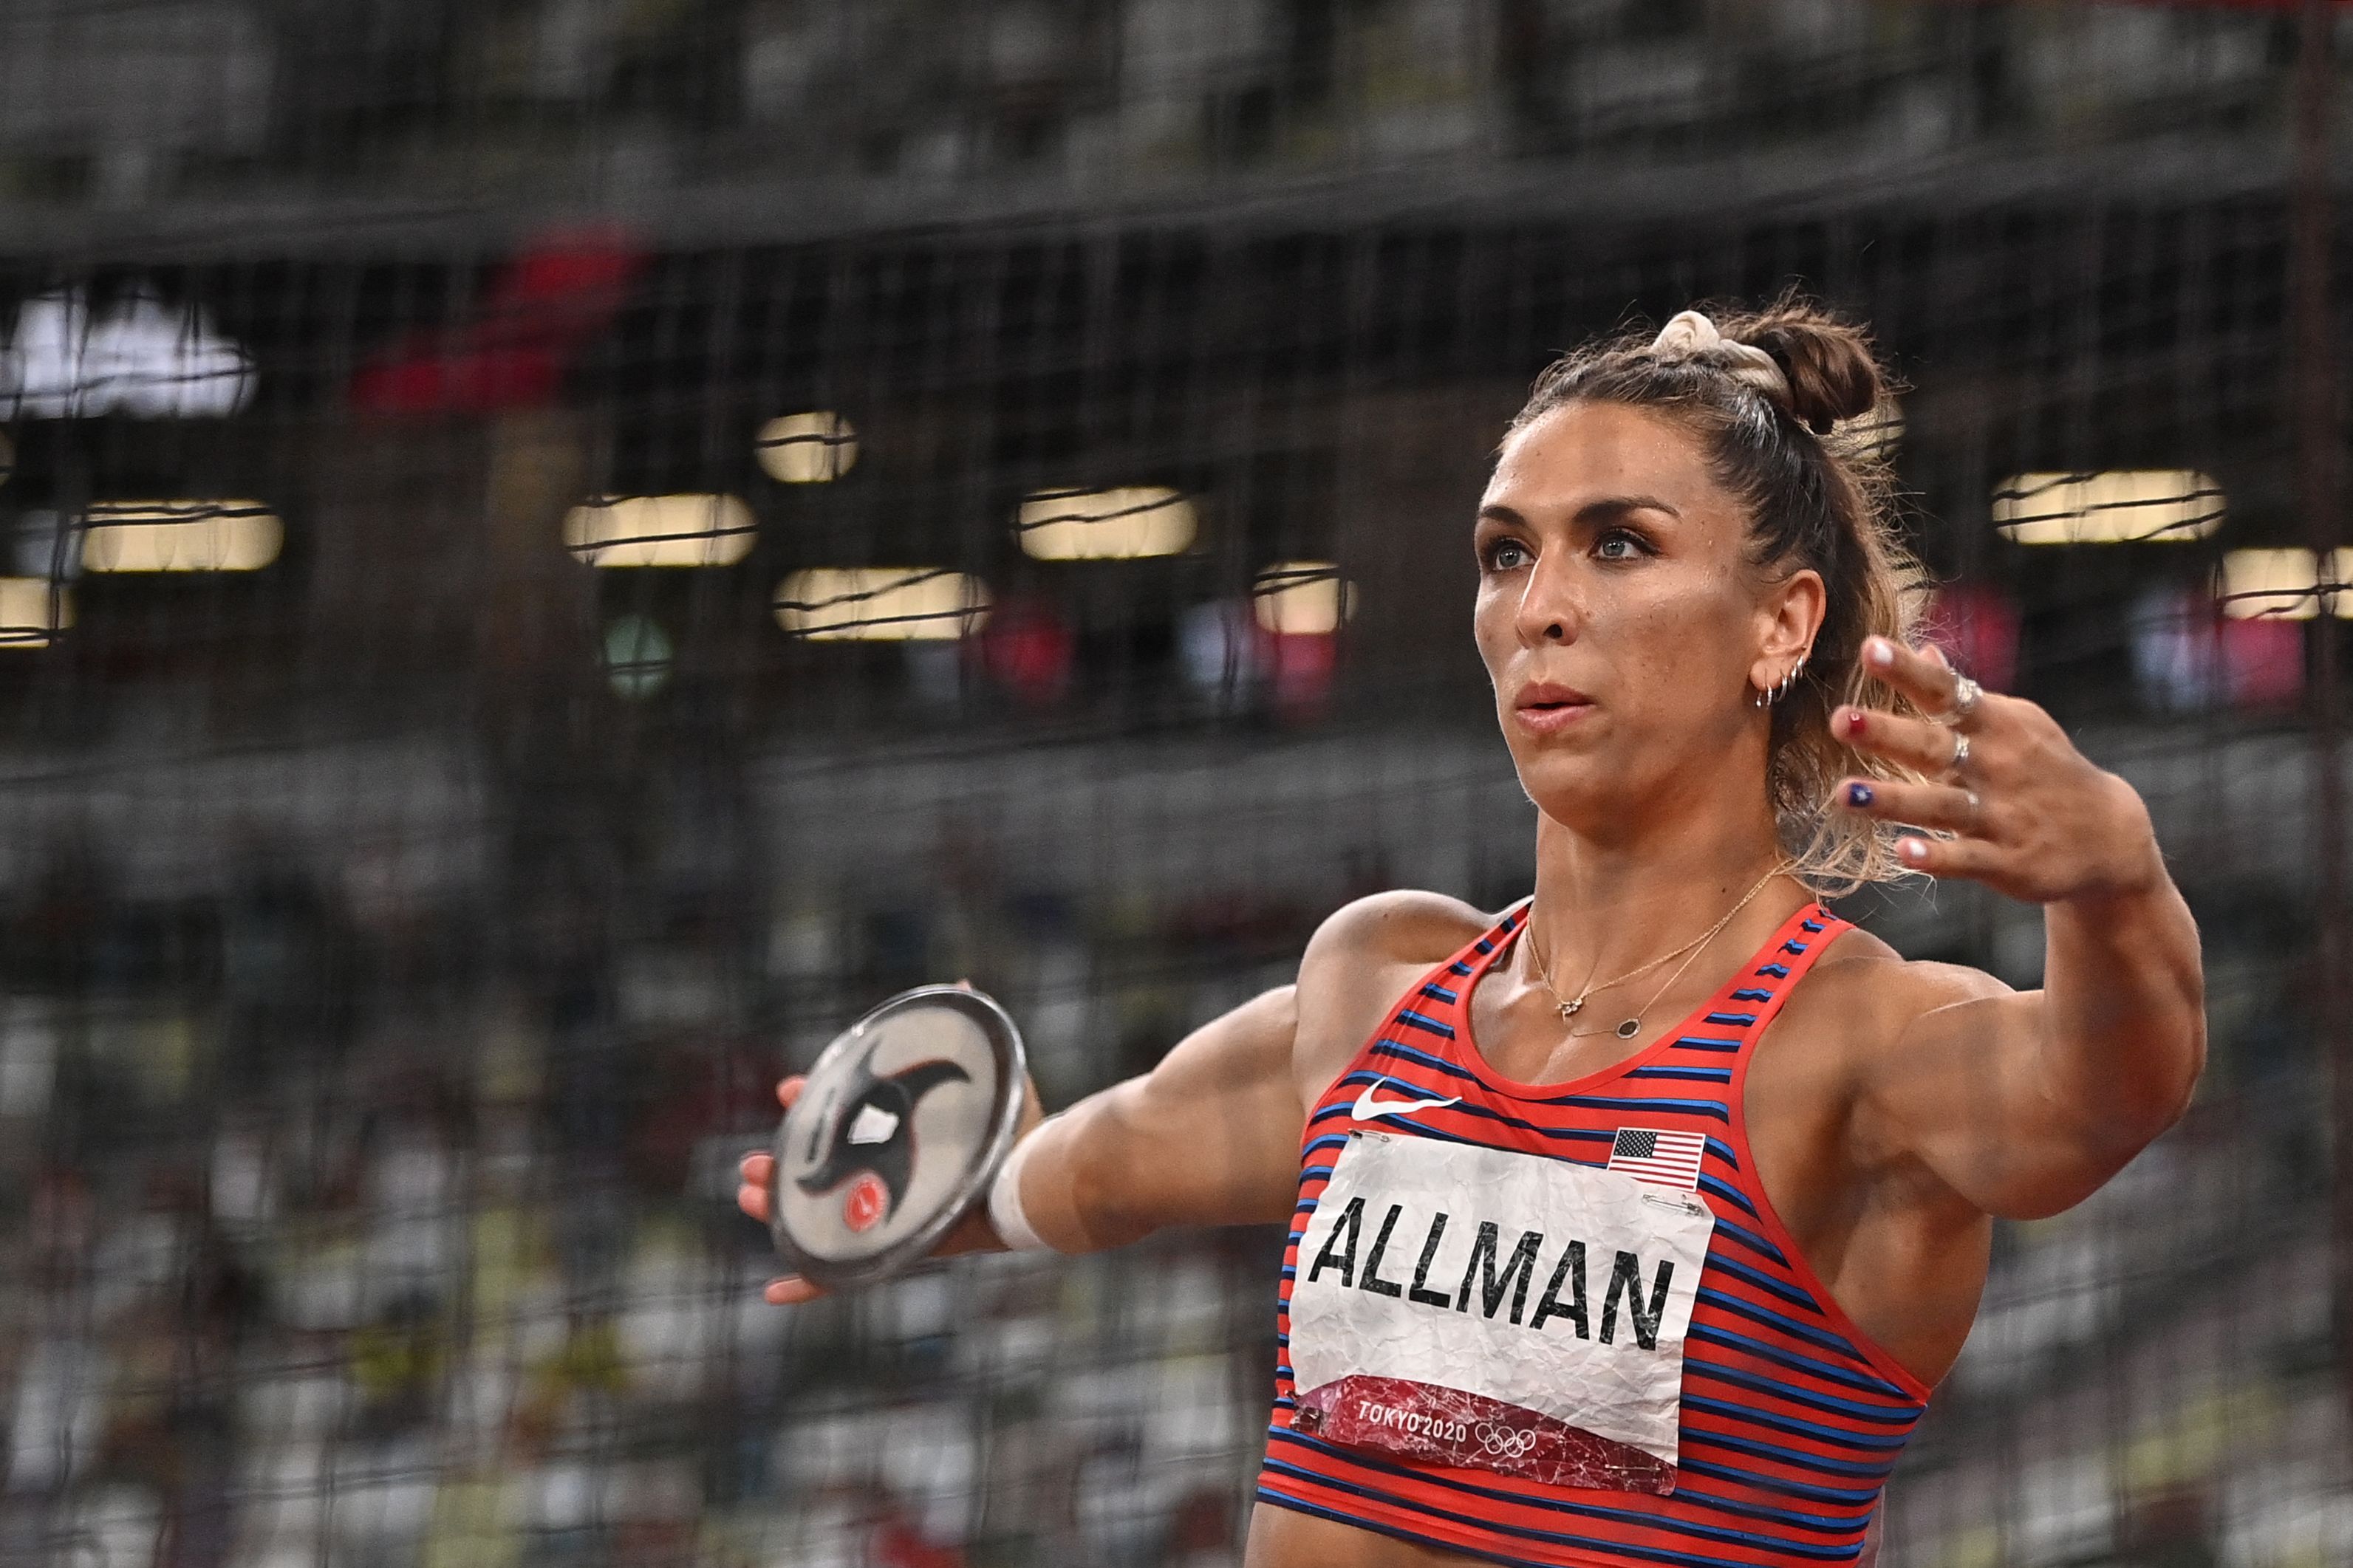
[1835,777,1981,836]
[1837,639,2163,905]
[1889,832,2001,880]
[1836,779,2002,879]
[1837,639,2014,843]
[1860,635,1968,719]
[1837,705,1962,778]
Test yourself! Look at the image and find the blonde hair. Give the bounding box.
[1508,296,1933,894]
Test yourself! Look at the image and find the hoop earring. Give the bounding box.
[1755,651,1809,708]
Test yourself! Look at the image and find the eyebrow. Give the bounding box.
[1476,495,1683,527]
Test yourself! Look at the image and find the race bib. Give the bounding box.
[1288,1132,1716,1493]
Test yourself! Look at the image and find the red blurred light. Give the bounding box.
[977,598,1075,708]
[2221,617,2305,709]
[1261,629,1336,723]
[353,227,647,417]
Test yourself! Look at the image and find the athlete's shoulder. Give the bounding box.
[1794,922,2015,1046]
[1301,889,1493,977]
[1288,891,1494,1103]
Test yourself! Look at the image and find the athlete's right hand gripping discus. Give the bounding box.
[767,985,1027,1291]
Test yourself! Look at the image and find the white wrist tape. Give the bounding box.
[987,1113,1062,1253]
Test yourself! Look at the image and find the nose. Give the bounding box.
[1514,552,1580,648]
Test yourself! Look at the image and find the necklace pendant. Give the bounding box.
[1614,1019,1641,1039]
[1557,998,1584,1021]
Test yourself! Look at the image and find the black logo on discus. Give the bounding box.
[798,1044,972,1224]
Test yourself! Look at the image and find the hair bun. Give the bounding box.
[1734,307,1883,436]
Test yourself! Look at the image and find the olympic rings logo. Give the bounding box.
[1475,1422,1540,1460]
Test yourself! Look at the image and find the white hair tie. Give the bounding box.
[1650,309,1792,405]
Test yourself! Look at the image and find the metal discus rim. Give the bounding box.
[768,983,1026,1291]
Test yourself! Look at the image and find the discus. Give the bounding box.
[768,984,1027,1290]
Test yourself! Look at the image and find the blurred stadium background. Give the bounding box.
[0,1,2346,1565]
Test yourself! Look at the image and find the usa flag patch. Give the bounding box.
[1606,1126,1707,1191]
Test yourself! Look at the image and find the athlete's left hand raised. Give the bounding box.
[1831,636,2164,905]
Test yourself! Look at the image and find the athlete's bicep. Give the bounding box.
[1046,985,1307,1245]
[1862,976,2131,1221]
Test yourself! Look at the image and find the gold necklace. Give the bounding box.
[1526,863,1793,1041]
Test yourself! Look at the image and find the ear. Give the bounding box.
[1748,568,1826,693]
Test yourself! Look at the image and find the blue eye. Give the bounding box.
[1485,540,1529,571]
[1595,531,1646,561]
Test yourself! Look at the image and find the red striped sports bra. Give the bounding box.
[1259,900,1930,1568]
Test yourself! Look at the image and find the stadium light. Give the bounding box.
[563,495,755,567]
[1252,561,1356,636]
[1992,470,2223,545]
[2,285,256,420]
[774,567,991,640]
[2215,548,2353,621]
[0,578,69,647]
[1017,487,1196,561]
[756,412,858,484]
[81,500,281,572]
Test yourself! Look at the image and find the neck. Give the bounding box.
[1523,787,1802,991]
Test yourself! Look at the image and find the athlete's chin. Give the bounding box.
[1505,750,1620,823]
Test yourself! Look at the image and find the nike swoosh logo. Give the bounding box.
[1352,1078,1460,1122]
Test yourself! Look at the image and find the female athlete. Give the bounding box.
[738,300,2205,1568]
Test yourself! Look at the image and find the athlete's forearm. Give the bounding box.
[2034,819,2205,1150]
[995,985,1307,1253]
[998,1083,1167,1252]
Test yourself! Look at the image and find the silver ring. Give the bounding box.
[1948,674,1983,725]
[1948,733,1971,776]
[1963,788,1982,824]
